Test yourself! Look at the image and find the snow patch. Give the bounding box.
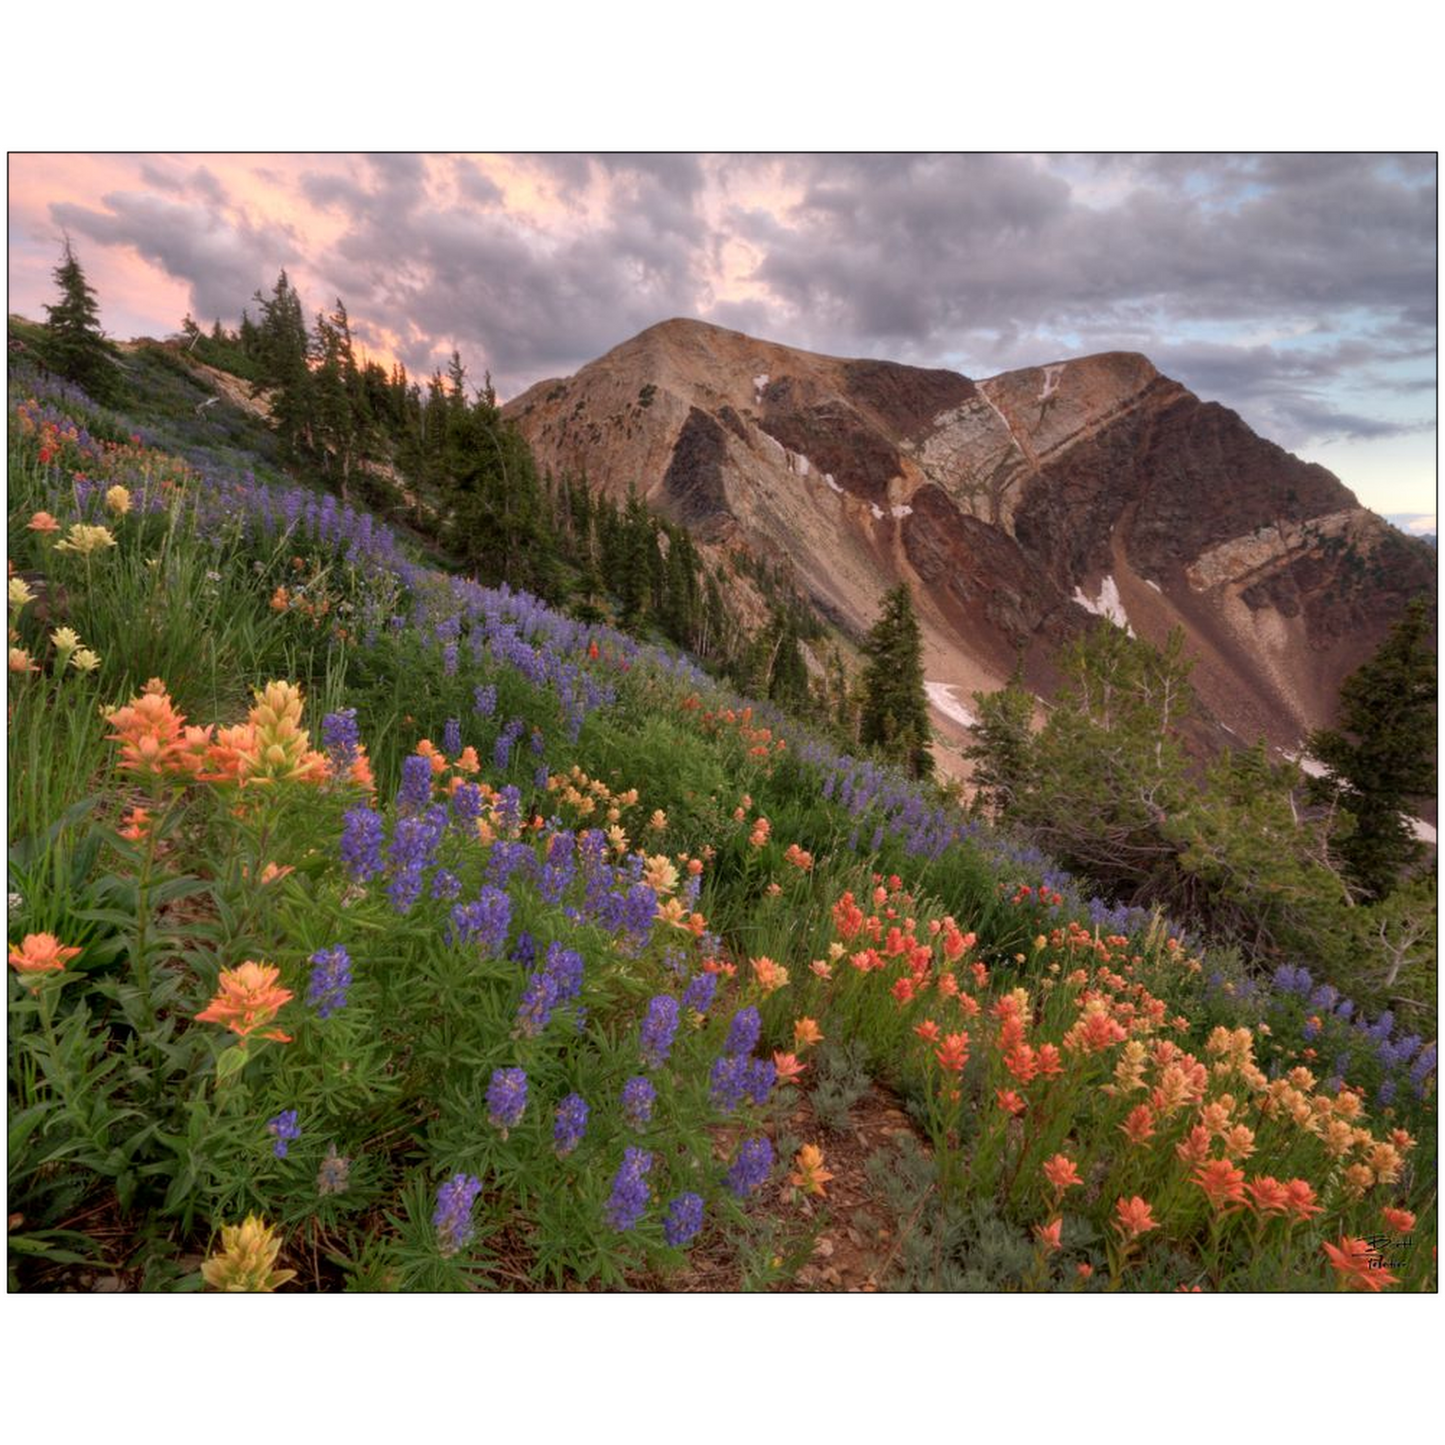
[752,373,769,403]
[869,503,885,520]
[1145,578,1162,593]
[1411,818,1437,844]
[1039,363,1064,401]
[1071,575,1134,635]
[925,682,979,730]
[1287,753,1331,780]
[825,473,843,494]
[891,504,913,519]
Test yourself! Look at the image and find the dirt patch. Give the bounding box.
[665,1081,928,1293]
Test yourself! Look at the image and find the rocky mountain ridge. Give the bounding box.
[505,319,1435,763]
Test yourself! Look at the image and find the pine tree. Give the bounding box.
[1307,598,1437,901]
[43,239,120,401]
[859,584,933,778]
[965,669,1034,817]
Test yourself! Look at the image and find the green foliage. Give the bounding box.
[968,621,1411,994]
[1307,598,1437,901]
[859,585,933,779]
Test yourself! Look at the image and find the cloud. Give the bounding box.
[23,152,1434,464]
[51,182,297,324]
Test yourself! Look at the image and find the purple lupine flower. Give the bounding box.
[681,971,718,1017]
[725,1137,774,1198]
[540,941,586,1004]
[554,1093,589,1157]
[474,684,497,718]
[515,970,561,1038]
[743,1057,776,1106]
[397,754,433,812]
[709,1053,750,1112]
[621,1076,656,1129]
[443,717,462,757]
[321,708,360,775]
[495,719,526,771]
[621,883,658,940]
[340,806,386,881]
[1302,1016,1321,1041]
[724,1006,761,1058]
[486,839,533,889]
[605,1147,653,1231]
[578,829,608,870]
[433,1173,483,1257]
[307,944,352,1019]
[487,1067,528,1132]
[539,857,576,904]
[266,1110,300,1159]
[664,1193,704,1247]
[451,781,484,830]
[494,785,523,833]
[1377,1078,1397,1107]
[442,642,459,675]
[430,869,462,902]
[448,886,512,955]
[510,931,536,968]
[639,995,681,1068]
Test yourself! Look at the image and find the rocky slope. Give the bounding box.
[505,319,1435,763]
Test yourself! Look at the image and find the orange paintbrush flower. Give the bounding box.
[1283,1178,1324,1221]
[772,1051,807,1087]
[793,1017,824,1050]
[1043,1154,1082,1194]
[935,1031,970,1073]
[1033,1217,1064,1253]
[8,932,82,976]
[1175,1124,1214,1166]
[1113,1196,1159,1240]
[1193,1158,1248,1214]
[117,805,152,841]
[27,510,61,533]
[1323,1236,1399,1292]
[996,1089,1026,1116]
[1380,1206,1416,1234]
[789,1144,834,1197]
[1244,1176,1292,1217]
[195,961,293,1043]
[1121,1104,1156,1145]
[106,682,189,778]
[750,955,789,994]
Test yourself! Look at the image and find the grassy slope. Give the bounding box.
[5,344,1436,1292]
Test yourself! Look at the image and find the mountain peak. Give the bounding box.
[505,319,1432,754]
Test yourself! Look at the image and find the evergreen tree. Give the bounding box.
[43,239,120,401]
[859,584,933,778]
[252,271,313,455]
[965,667,1034,817]
[1307,598,1437,901]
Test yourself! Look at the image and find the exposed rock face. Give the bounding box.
[505,318,1435,759]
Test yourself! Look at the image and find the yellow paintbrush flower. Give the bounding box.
[200,1215,296,1292]
[55,523,117,557]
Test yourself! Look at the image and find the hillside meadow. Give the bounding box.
[5,350,1436,1293]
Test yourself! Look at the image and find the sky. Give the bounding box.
[7,151,1438,528]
